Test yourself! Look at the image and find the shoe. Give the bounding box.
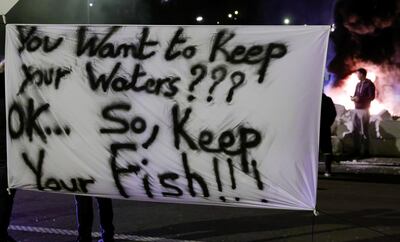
[324,172,331,177]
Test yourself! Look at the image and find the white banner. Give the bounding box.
[6,25,330,210]
[0,0,19,15]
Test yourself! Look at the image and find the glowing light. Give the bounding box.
[370,101,386,116]
[283,18,290,25]
[196,16,203,22]
[228,13,233,18]
[234,10,239,15]
[217,21,220,24]
[366,72,376,82]
[326,71,385,115]
[331,24,336,32]
[89,2,93,7]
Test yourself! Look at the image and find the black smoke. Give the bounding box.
[328,0,400,82]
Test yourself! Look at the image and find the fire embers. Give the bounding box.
[329,0,400,81]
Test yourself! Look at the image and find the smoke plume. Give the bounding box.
[328,0,400,115]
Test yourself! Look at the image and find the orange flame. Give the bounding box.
[326,71,386,115]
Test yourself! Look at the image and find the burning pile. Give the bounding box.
[326,64,398,116]
[328,0,400,116]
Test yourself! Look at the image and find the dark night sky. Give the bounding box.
[0,0,336,57]
[2,0,336,24]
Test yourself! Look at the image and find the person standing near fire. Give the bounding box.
[350,68,375,157]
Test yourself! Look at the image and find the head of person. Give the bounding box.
[356,68,367,81]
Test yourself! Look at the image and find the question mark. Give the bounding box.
[207,65,228,102]
[226,71,246,103]
[187,64,207,102]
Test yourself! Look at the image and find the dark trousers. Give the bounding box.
[75,195,115,241]
[320,130,333,173]
[321,153,332,173]
[0,167,16,240]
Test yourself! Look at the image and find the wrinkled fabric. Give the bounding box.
[6,25,330,211]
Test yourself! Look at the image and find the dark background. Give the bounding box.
[0,0,336,58]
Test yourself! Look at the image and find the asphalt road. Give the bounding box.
[6,173,400,242]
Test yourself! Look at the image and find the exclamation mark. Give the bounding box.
[213,157,240,202]
[213,157,225,202]
[213,157,223,192]
[227,158,240,202]
[251,160,264,190]
[227,158,237,189]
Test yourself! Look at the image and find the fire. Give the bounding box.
[326,71,387,115]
